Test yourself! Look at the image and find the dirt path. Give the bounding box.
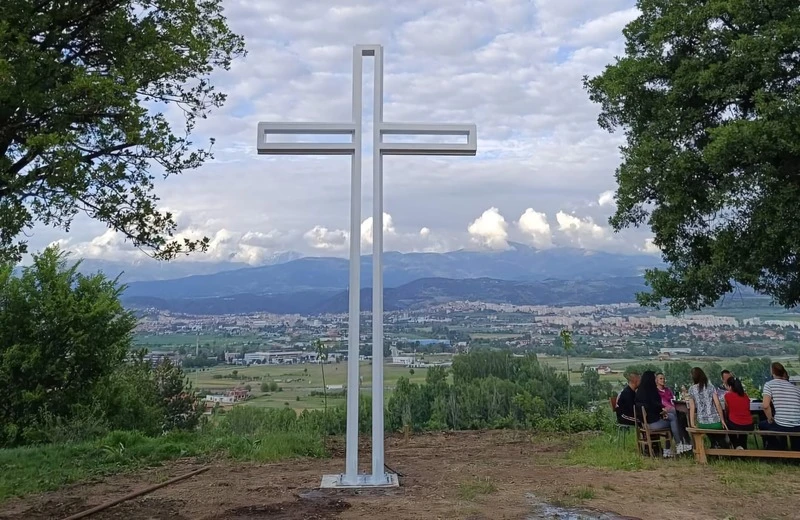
[1,431,798,520]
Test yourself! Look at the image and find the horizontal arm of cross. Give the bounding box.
[257,122,357,155]
[378,123,477,156]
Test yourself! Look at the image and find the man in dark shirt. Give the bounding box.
[616,372,640,425]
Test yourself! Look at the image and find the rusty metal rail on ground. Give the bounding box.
[61,466,210,520]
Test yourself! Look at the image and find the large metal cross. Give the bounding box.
[256,44,476,488]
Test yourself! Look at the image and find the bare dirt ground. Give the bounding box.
[2,431,799,520]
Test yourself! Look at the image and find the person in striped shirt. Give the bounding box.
[760,362,800,451]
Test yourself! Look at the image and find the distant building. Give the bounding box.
[790,376,800,387]
[659,347,692,355]
[204,395,235,404]
[243,351,317,365]
[595,365,612,375]
[389,346,415,366]
[392,356,416,366]
[227,388,249,401]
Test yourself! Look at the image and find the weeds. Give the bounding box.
[565,433,693,471]
[457,477,497,501]
[572,486,595,500]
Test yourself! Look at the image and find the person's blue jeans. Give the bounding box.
[649,411,683,448]
[759,420,800,450]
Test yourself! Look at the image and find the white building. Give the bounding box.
[389,346,415,366]
[392,356,416,366]
[204,395,235,404]
[243,351,317,365]
[659,347,692,355]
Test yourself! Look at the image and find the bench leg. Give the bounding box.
[691,432,707,464]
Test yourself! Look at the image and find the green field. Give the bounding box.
[190,353,800,409]
[191,355,451,411]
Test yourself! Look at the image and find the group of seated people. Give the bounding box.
[615,362,800,456]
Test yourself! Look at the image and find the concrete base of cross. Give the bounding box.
[320,473,399,489]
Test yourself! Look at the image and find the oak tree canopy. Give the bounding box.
[585,0,800,313]
[0,0,245,262]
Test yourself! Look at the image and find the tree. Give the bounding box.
[314,339,329,413]
[584,1,800,313]
[0,0,245,262]
[0,247,135,446]
[153,359,202,432]
[581,367,601,402]
[560,329,574,412]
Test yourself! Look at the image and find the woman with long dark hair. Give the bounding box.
[635,370,691,456]
[724,376,753,449]
[688,367,728,448]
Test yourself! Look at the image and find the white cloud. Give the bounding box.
[517,208,553,248]
[641,237,661,255]
[555,211,609,248]
[570,7,640,46]
[304,226,349,251]
[468,207,509,250]
[360,212,397,247]
[308,213,449,254]
[597,190,616,207]
[62,229,131,260]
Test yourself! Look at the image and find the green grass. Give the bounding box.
[572,486,595,500]
[191,361,439,412]
[566,432,691,471]
[712,458,800,496]
[457,477,497,501]
[0,426,326,504]
[567,431,800,497]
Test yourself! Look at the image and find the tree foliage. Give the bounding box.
[585,1,800,313]
[386,351,606,433]
[0,0,245,262]
[0,248,203,446]
[0,247,135,446]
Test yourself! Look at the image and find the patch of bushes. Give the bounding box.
[260,381,280,393]
[386,352,612,434]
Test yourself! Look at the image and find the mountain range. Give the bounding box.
[122,276,651,315]
[110,243,664,314]
[74,251,303,283]
[121,242,661,299]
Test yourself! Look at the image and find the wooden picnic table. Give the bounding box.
[686,427,800,464]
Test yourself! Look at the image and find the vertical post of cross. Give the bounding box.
[370,44,386,485]
[344,45,364,486]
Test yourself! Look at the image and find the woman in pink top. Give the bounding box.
[657,372,690,452]
[656,372,675,411]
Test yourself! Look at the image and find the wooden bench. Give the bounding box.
[686,427,800,464]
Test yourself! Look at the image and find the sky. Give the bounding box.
[36,0,661,266]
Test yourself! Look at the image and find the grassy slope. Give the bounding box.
[0,429,325,503]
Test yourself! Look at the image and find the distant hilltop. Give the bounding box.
[115,242,661,299]
[121,276,654,315]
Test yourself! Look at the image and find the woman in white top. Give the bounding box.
[687,367,728,448]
